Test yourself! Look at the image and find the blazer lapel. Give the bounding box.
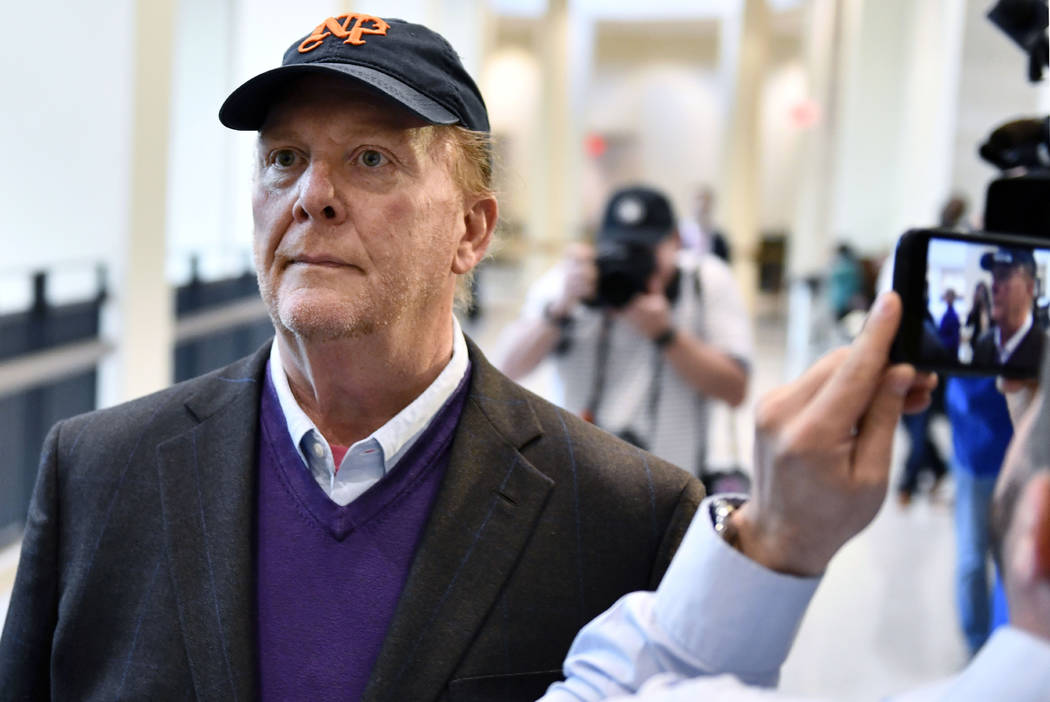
[156,350,267,702]
[363,341,555,702]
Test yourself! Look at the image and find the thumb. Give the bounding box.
[852,364,915,484]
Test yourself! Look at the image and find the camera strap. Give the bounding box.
[581,313,614,424]
[581,312,667,448]
[582,267,706,460]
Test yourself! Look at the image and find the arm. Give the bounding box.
[617,297,747,407]
[661,332,748,408]
[500,316,568,381]
[541,293,934,700]
[539,498,821,702]
[501,244,597,381]
[618,259,750,407]
[0,422,62,698]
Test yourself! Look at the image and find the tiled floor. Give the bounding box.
[0,256,969,700]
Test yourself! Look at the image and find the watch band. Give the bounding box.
[543,302,573,328]
[709,495,747,549]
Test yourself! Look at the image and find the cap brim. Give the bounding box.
[219,63,459,130]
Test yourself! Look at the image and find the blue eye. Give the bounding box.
[359,149,387,168]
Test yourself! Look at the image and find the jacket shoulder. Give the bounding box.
[53,344,269,451]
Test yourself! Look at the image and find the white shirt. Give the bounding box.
[540,496,819,702]
[268,316,470,506]
[539,499,1050,702]
[996,312,1034,363]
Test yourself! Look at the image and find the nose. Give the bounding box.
[293,162,347,225]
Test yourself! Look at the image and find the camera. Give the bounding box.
[891,0,1049,378]
[590,240,656,309]
[587,185,675,310]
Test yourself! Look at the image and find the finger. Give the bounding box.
[567,242,594,261]
[758,347,849,424]
[852,363,916,484]
[998,377,1039,396]
[902,386,933,414]
[802,292,902,435]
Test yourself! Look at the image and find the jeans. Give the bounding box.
[898,408,947,496]
[953,469,997,655]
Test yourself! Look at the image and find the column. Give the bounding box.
[99,0,178,406]
[717,0,770,309]
[786,0,842,279]
[528,0,589,251]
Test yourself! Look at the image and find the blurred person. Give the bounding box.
[939,193,973,232]
[972,248,1044,369]
[826,243,864,322]
[0,15,703,701]
[539,292,1050,701]
[678,186,732,263]
[938,288,961,357]
[945,246,1044,656]
[500,185,750,475]
[959,281,993,365]
[896,297,950,506]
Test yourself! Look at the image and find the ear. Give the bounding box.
[451,195,498,275]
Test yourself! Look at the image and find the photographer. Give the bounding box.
[500,185,750,474]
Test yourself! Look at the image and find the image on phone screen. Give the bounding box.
[893,229,1050,378]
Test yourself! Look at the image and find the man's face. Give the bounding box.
[252,77,470,341]
[989,265,1034,328]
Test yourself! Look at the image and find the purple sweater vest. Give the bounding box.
[255,365,471,701]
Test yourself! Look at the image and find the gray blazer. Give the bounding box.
[0,338,702,702]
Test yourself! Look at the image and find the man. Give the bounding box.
[938,288,960,357]
[950,246,1043,654]
[500,186,750,475]
[0,15,702,701]
[972,247,1043,372]
[678,186,732,263]
[540,292,1050,701]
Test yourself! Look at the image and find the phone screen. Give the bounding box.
[894,229,1050,378]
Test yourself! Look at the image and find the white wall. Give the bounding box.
[759,56,807,232]
[0,1,135,311]
[587,63,723,225]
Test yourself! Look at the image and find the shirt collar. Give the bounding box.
[995,312,1033,363]
[268,315,470,473]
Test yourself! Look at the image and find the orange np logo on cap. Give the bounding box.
[298,13,390,53]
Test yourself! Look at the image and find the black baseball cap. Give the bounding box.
[598,186,677,245]
[980,247,1037,274]
[219,13,489,133]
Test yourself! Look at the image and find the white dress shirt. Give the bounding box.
[540,496,819,701]
[268,316,470,506]
[995,312,1034,363]
[539,498,1050,702]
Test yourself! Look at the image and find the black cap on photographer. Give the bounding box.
[598,186,676,245]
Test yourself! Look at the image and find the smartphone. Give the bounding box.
[890,227,1049,378]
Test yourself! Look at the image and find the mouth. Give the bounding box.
[285,255,353,269]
